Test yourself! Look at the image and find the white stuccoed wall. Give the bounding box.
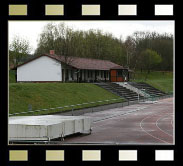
[9,115,92,141]
[17,56,62,82]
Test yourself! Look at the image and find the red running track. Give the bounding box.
[63,98,174,145]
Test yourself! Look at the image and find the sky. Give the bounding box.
[9,21,174,53]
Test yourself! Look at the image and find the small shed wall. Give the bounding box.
[17,56,62,82]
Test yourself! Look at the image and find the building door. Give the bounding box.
[116,70,123,82]
[110,70,117,82]
[65,69,69,81]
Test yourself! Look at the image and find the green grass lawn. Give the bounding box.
[9,70,173,116]
[9,83,123,115]
[132,71,173,93]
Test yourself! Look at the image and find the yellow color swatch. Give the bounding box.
[119,150,137,161]
[82,150,101,161]
[9,150,28,161]
[45,5,64,15]
[46,150,64,161]
[9,5,27,16]
[82,5,100,15]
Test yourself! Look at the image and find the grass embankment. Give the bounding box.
[132,71,173,93]
[9,70,16,83]
[9,83,123,115]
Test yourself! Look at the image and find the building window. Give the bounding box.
[88,70,90,78]
[123,70,128,77]
[106,71,108,78]
[84,70,86,80]
[80,70,82,77]
[117,70,122,77]
[101,71,103,78]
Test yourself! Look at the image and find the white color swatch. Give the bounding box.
[155,150,174,161]
[155,5,173,15]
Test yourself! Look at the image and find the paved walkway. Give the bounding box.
[61,98,174,145]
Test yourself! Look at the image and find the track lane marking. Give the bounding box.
[93,107,147,123]
[88,98,173,144]
[140,114,172,144]
[155,114,173,137]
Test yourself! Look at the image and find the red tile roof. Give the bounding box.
[14,54,125,71]
[48,54,124,70]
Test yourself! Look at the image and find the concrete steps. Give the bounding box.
[94,82,144,101]
[94,81,167,101]
[128,82,166,97]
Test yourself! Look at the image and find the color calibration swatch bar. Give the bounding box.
[45,5,64,15]
[8,4,174,16]
[155,150,174,161]
[82,150,101,161]
[9,5,27,15]
[9,150,28,161]
[155,5,173,15]
[46,150,64,161]
[119,150,137,161]
[8,150,176,161]
[82,5,100,16]
[118,5,137,15]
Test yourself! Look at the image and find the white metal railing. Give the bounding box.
[115,82,150,98]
